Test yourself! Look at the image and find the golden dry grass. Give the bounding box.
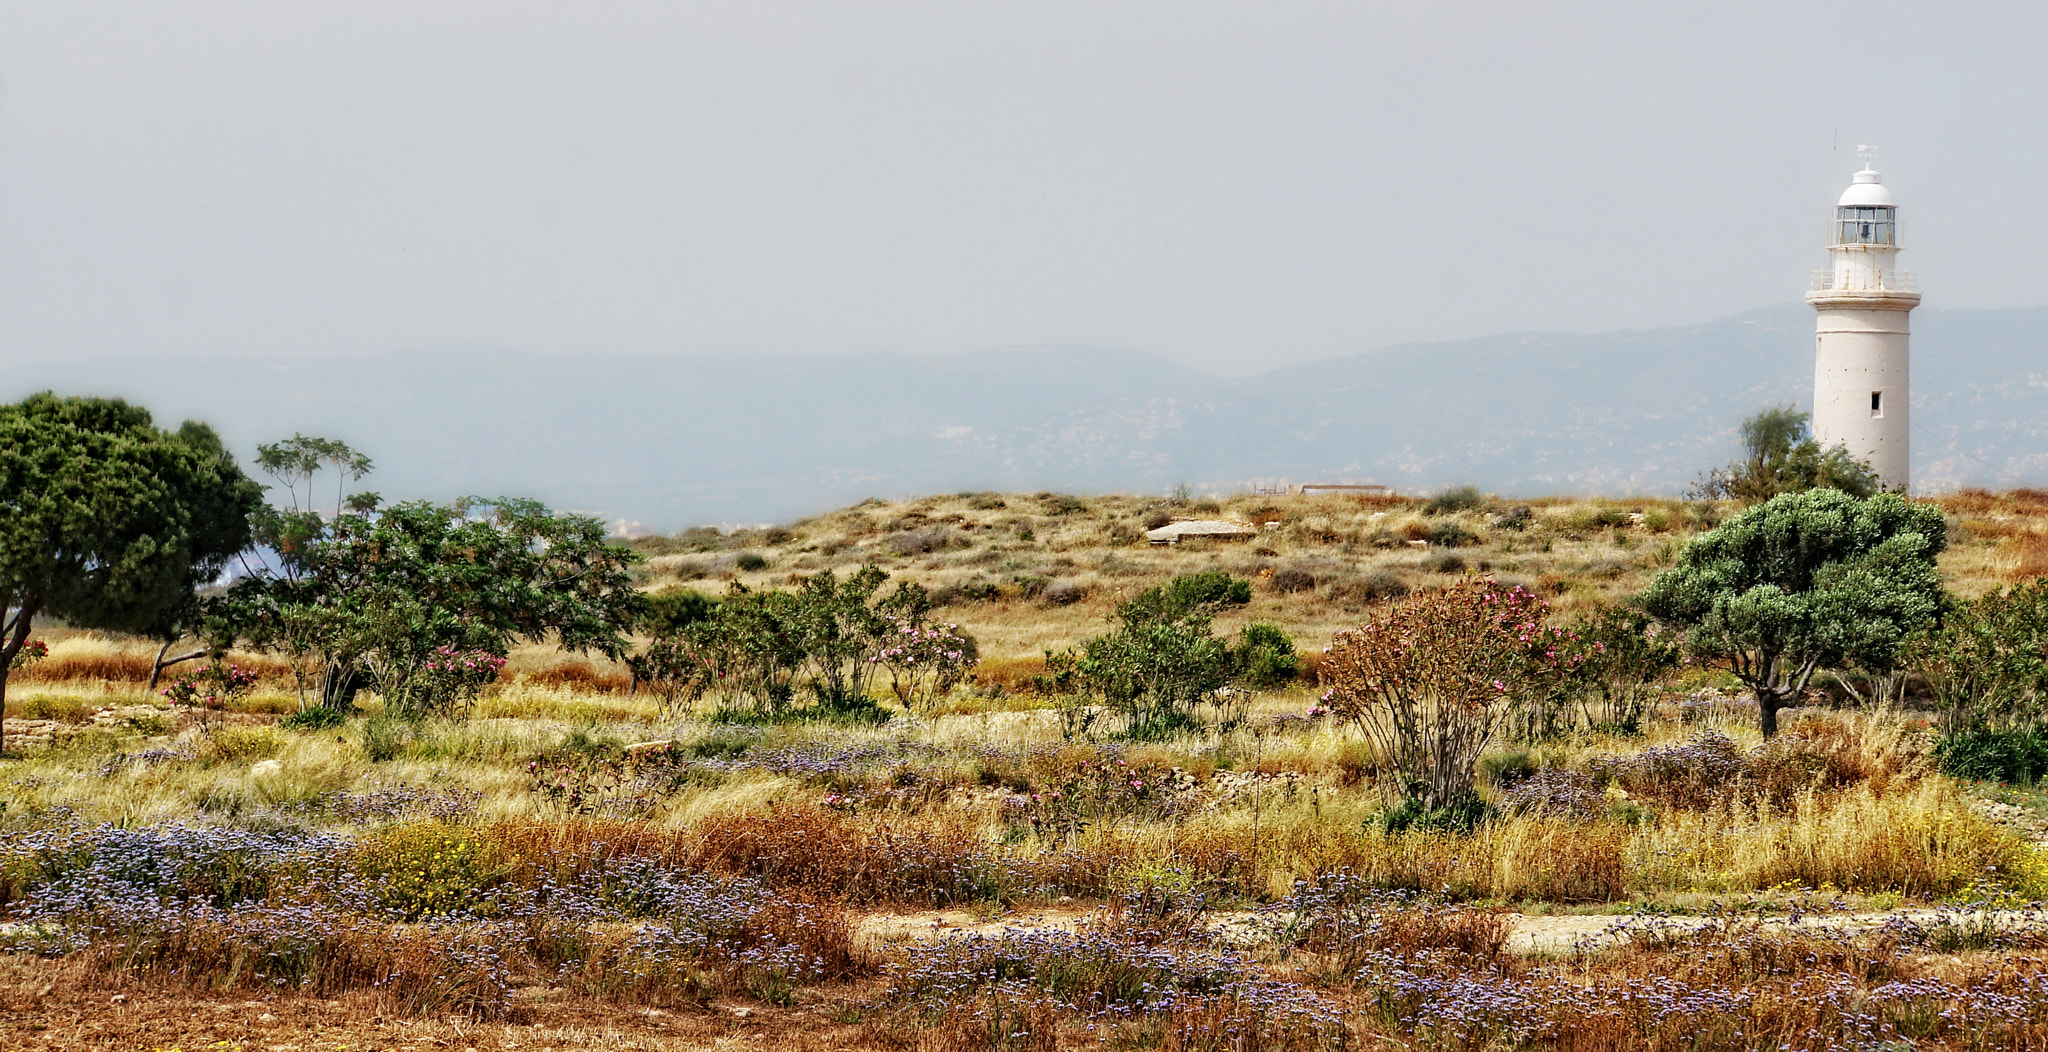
[5,488,2047,914]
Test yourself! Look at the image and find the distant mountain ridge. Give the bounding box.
[10,303,2047,529]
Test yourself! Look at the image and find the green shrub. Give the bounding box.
[1122,570,1251,622]
[735,552,769,572]
[1428,523,1479,548]
[1911,578,2048,736]
[4,694,91,724]
[362,715,416,762]
[122,712,170,735]
[1044,579,1089,605]
[1374,794,1489,834]
[1233,622,1300,688]
[641,526,731,554]
[279,706,349,731]
[1478,748,1539,787]
[1272,560,1345,594]
[1492,506,1534,531]
[933,578,1002,605]
[1935,728,2048,785]
[1565,505,1631,531]
[681,725,762,760]
[643,587,719,636]
[1329,571,1410,604]
[1423,486,1486,515]
[1046,571,1252,740]
[199,725,285,763]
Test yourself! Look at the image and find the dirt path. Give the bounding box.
[857,905,2046,956]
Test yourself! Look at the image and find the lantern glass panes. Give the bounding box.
[1834,206,1895,246]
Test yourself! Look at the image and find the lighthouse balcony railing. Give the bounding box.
[1810,269,1916,293]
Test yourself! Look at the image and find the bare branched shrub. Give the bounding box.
[691,808,998,905]
[1044,579,1089,605]
[882,528,953,555]
[1318,580,1549,817]
[1274,874,1508,979]
[1322,570,1410,606]
[1270,559,1344,594]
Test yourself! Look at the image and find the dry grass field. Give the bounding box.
[4,488,2048,1050]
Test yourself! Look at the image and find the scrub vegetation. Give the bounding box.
[9,468,2048,1050]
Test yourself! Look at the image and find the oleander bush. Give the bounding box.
[1935,726,2048,785]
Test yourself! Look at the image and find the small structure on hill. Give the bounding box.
[1146,519,1259,546]
[1298,484,1392,497]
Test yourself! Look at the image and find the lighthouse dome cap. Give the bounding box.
[1838,167,1896,208]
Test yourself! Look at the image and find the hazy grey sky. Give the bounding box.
[1,1,2040,376]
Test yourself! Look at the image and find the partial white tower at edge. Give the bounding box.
[1807,147,1918,490]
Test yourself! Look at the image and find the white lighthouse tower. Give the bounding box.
[1807,147,1918,490]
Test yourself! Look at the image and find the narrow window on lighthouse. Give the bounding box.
[1871,391,1884,417]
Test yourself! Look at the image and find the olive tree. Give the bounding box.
[0,394,261,747]
[1639,489,1946,738]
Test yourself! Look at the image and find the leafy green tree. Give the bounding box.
[1050,570,1252,740]
[1688,406,1882,502]
[256,433,373,521]
[702,583,808,718]
[1907,579,2048,736]
[1639,489,1946,737]
[0,394,262,746]
[789,566,894,709]
[630,566,945,721]
[219,495,642,715]
[1232,622,1300,689]
[191,435,382,701]
[1565,607,1681,734]
[642,587,719,638]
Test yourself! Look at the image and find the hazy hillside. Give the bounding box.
[10,304,2046,529]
